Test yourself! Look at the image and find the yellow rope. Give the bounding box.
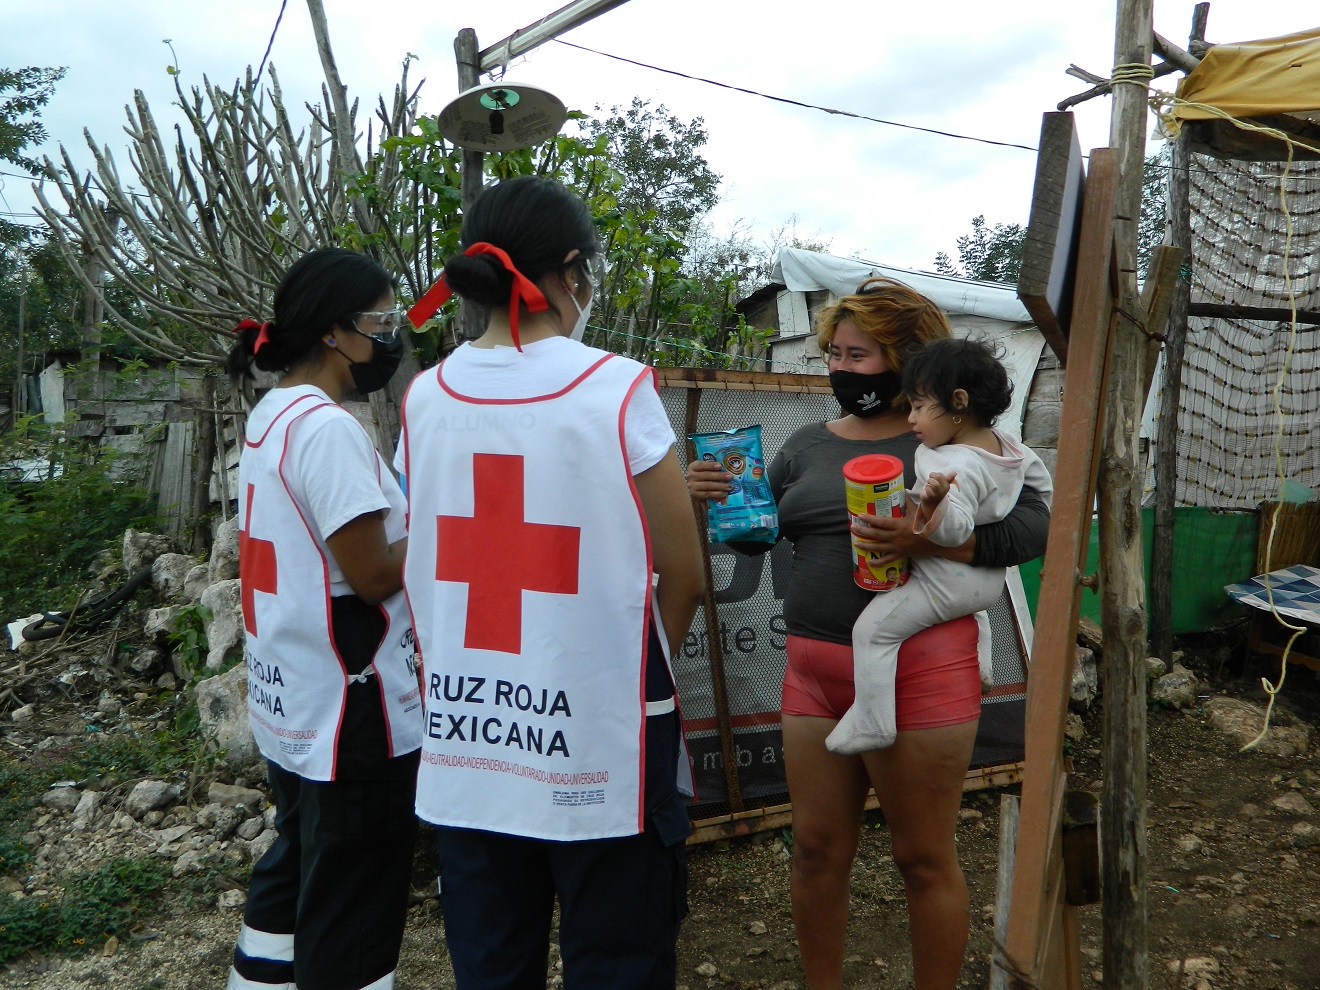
[1148,92,1312,750]
[1110,62,1156,89]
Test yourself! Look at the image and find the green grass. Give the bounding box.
[0,857,172,962]
[0,730,209,960]
[1,732,196,868]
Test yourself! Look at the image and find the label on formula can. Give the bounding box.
[842,454,910,592]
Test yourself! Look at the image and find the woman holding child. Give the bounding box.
[686,277,1049,990]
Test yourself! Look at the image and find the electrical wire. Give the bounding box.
[549,40,1320,185]
[255,0,289,85]
[552,38,1039,153]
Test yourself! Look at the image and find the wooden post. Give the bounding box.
[1005,149,1117,990]
[683,389,743,812]
[1150,132,1192,663]
[1099,2,1153,988]
[190,377,217,557]
[991,794,1020,990]
[80,239,103,366]
[79,211,118,400]
[305,0,373,238]
[1151,5,1208,663]
[14,263,26,416]
[454,29,488,345]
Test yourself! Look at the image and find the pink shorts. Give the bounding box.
[781,616,980,730]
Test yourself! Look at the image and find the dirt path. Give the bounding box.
[4,658,1319,989]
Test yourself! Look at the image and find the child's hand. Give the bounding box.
[913,471,957,530]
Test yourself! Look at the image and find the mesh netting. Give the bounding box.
[1154,155,1320,509]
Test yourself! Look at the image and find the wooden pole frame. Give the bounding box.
[1150,129,1192,664]
[1005,4,1204,985]
[1099,7,1155,987]
[454,29,488,346]
[1003,148,1118,990]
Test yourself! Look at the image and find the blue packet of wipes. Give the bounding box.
[690,425,779,544]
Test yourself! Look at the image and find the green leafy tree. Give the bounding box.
[933,215,1027,284]
[0,235,86,390]
[0,65,65,172]
[935,153,1170,285]
[573,102,729,362]
[0,417,156,617]
[1136,148,1169,277]
[0,66,65,250]
[584,99,720,241]
[450,100,737,366]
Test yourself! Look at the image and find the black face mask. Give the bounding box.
[341,331,404,396]
[829,369,904,418]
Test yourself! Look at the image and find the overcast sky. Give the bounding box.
[3,1,1316,278]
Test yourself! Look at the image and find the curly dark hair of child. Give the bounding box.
[901,336,1014,426]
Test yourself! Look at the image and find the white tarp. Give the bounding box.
[767,248,1045,440]
[771,247,1034,323]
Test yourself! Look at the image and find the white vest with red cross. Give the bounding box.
[401,347,668,841]
[239,389,421,782]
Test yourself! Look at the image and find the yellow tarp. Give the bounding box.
[1175,27,1320,120]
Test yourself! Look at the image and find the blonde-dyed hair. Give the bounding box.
[814,277,953,409]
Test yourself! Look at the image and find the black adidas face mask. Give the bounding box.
[828,369,904,418]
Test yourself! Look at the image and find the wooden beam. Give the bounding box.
[991,794,1020,990]
[1005,148,1117,989]
[454,29,487,345]
[1057,61,1180,112]
[1187,303,1320,326]
[687,762,1025,845]
[1151,132,1193,664]
[1099,4,1153,988]
[1066,64,1106,85]
[654,367,835,392]
[684,388,744,814]
[1018,113,1087,362]
[477,0,631,71]
[1139,245,1188,401]
[1152,31,1201,73]
[1190,3,1211,46]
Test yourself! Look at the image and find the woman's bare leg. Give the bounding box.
[862,719,980,990]
[782,713,871,990]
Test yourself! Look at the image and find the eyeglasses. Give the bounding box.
[573,253,605,289]
[350,308,409,341]
[586,253,604,289]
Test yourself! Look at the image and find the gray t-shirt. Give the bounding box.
[767,422,921,645]
[752,421,1049,646]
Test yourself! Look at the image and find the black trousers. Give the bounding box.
[231,754,420,990]
[231,595,420,990]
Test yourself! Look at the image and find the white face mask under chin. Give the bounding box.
[568,290,594,343]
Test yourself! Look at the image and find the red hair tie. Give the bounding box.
[233,318,272,355]
[405,242,548,352]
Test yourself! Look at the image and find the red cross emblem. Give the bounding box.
[239,483,278,636]
[436,453,580,654]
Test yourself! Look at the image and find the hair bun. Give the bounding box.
[250,321,287,372]
[442,252,510,307]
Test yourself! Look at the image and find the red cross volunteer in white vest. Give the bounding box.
[399,176,705,990]
[225,248,422,990]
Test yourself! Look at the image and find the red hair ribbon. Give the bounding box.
[233,318,272,355]
[405,242,548,351]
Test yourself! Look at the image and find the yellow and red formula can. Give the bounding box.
[843,454,910,592]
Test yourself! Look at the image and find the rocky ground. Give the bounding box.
[2,538,1319,988]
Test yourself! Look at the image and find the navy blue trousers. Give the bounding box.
[434,622,691,990]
